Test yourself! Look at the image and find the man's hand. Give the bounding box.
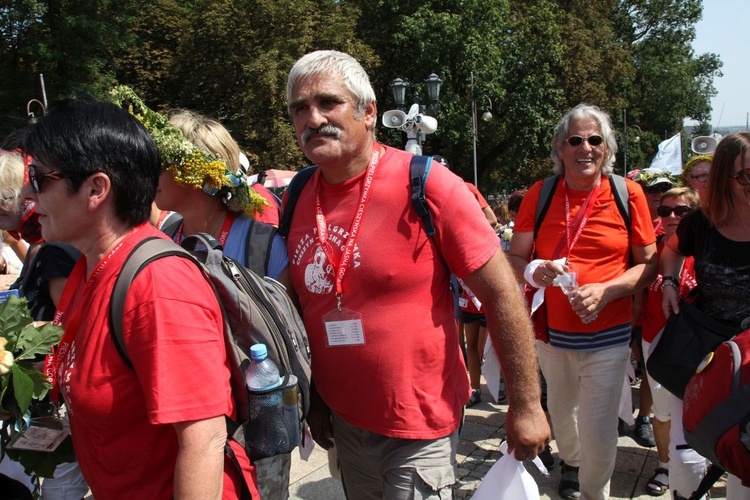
[504,404,551,461]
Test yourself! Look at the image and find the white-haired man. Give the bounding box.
[283,50,549,498]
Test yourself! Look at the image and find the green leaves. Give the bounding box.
[16,324,64,362]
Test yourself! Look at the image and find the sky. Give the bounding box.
[688,0,750,129]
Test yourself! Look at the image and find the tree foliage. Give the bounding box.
[0,0,723,191]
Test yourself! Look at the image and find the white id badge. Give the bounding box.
[458,297,468,308]
[7,420,69,453]
[322,307,365,347]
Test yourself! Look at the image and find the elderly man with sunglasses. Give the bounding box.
[509,104,657,500]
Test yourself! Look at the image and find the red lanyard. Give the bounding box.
[44,236,130,401]
[560,178,601,258]
[174,212,235,245]
[315,148,380,310]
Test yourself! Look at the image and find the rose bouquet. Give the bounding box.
[0,295,74,484]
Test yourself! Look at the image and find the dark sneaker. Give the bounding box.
[559,461,581,499]
[635,415,656,447]
[467,389,482,408]
[539,444,555,469]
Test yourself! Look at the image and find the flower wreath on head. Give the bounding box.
[634,169,680,188]
[109,86,267,216]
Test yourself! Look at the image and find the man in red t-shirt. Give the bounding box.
[284,50,549,498]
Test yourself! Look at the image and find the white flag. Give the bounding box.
[649,133,683,175]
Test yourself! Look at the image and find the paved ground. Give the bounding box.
[288,382,727,499]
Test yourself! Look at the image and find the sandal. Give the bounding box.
[647,467,669,496]
[559,461,581,499]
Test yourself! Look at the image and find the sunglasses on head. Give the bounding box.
[657,205,693,218]
[731,167,750,186]
[644,183,671,194]
[566,135,604,147]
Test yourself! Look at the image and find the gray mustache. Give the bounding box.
[301,125,342,145]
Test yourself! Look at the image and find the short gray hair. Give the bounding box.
[550,104,618,177]
[286,50,376,118]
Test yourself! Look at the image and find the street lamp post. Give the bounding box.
[383,74,442,156]
[471,72,492,188]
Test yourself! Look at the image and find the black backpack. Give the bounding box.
[279,155,435,238]
[108,234,312,463]
[533,174,631,238]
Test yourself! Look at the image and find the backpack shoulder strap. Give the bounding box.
[243,219,277,276]
[410,155,435,237]
[159,212,184,239]
[109,237,194,368]
[534,176,559,239]
[609,174,631,230]
[278,166,318,239]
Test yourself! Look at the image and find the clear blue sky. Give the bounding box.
[688,0,750,129]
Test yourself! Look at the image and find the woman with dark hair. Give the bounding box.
[661,133,750,499]
[21,97,258,499]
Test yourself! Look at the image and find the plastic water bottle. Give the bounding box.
[245,344,282,391]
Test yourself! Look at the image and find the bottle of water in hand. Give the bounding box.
[245,344,282,391]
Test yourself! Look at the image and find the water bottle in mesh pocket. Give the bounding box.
[244,374,300,460]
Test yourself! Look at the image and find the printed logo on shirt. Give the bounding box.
[292,224,364,295]
[304,246,334,294]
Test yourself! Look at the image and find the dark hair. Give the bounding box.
[507,189,528,214]
[21,97,159,227]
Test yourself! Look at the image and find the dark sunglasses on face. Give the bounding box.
[27,164,84,194]
[731,167,750,186]
[644,183,671,194]
[657,205,693,218]
[566,135,604,147]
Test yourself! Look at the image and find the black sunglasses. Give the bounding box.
[27,164,86,194]
[644,183,671,194]
[731,167,750,186]
[566,135,604,147]
[657,205,693,218]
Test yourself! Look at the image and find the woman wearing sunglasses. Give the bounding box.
[680,154,712,199]
[636,187,699,496]
[509,104,658,500]
[661,133,750,499]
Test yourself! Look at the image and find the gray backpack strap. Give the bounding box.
[609,174,631,230]
[109,238,193,368]
[243,219,277,277]
[534,176,560,239]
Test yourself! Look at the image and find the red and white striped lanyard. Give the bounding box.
[174,212,235,246]
[563,178,601,257]
[315,148,380,311]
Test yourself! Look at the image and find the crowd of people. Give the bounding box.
[0,49,747,500]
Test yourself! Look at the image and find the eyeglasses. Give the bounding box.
[644,184,671,194]
[690,173,709,183]
[731,167,750,186]
[657,205,693,218]
[27,164,84,194]
[566,135,604,147]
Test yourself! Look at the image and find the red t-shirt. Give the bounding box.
[639,239,697,343]
[515,176,656,333]
[285,145,498,439]
[465,182,490,209]
[251,183,281,226]
[56,224,257,499]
